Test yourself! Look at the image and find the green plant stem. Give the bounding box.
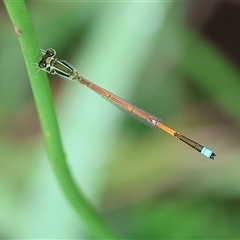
[4,1,117,238]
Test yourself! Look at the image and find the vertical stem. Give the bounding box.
[4,1,117,238]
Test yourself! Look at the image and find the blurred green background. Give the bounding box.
[1,1,240,238]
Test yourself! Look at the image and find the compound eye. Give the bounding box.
[46,48,55,57]
[38,60,46,68]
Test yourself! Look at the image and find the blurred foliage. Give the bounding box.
[1,1,240,239]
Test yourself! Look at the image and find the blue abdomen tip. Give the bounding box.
[201,147,215,159]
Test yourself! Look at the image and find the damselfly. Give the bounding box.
[38,48,216,159]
